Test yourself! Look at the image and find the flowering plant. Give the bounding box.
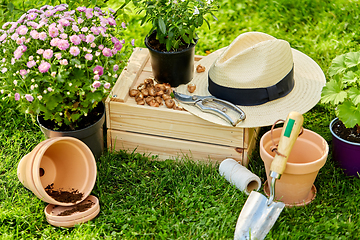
[127,0,218,51]
[0,4,132,130]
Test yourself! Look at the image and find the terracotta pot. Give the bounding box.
[330,118,360,176]
[260,128,328,206]
[144,31,197,87]
[17,137,97,206]
[37,102,105,159]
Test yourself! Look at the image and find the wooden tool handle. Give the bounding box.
[270,111,304,175]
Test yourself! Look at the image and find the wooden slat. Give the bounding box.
[108,130,244,163]
[109,101,245,148]
[111,48,150,102]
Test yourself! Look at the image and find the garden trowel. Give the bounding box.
[234,111,304,240]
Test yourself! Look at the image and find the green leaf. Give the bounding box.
[46,94,62,110]
[328,54,347,77]
[165,39,172,51]
[321,79,347,105]
[344,52,360,68]
[342,71,358,85]
[158,17,166,35]
[71,58,81,66]
[337,100,360,128]
[348,87,360,105]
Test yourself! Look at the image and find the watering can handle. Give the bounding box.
[270,111,304,176]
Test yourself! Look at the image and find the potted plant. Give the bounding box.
[321,51,360,176]
[123,0,218,87]
[0,4,132,157]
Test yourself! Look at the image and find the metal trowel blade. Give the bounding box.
[234,191,285,240]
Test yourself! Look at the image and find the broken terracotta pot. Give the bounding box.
[17,137,100,227]
[17,137,97,206]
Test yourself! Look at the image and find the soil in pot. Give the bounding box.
[38,102,104,131]
[332,120,360,143]
[56,199,95,216]
[146,33,196,52]
[45,183,83,204]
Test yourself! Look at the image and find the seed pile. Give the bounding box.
[129,78,183,110]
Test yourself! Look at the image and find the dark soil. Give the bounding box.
[146,32,195,52]
[56,199,95,216]
[38,102,104,131]
[45,183,83,203]
[332,120,360,143]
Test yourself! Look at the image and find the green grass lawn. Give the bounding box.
[1,0,360,239]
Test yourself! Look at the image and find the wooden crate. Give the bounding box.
[105,48,259,166]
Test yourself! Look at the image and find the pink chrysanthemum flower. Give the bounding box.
[27,60,36,68]
[114,42,123,51]
[92,80,101,88]
[69,46,80,56]
[59,33,67,39]
[48,26,59,38]
[30,30,39,39]
[90,26,100,35]
[102,47,112,57]
[57,39,69,50]
[85,54,93,60]
[0,33,7,42]
[50,37,59,46]
[104,82,111,89]
[20,69,28,76]
[25,94,34,102]
[39,32,47,40]
[14,49,23,59]
[78,34,86,41]
[43,49,53,59]
[85,34,95,43]
[38,61,51,73]
[27,12,38,20]
[85,10,93,19]
[55,53,62,59]
[15,93,20,101]
[93,65,104,76]
[113,64,119,72]
[60,59,68,65]
[72,24,79,32]
[108,18,116,26]
[17,25,28,35]
[37,49,44,54]
[70,35,81,45]
[77,7,86,12]
[58,18,70,27]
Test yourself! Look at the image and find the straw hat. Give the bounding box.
[176,32,326,128]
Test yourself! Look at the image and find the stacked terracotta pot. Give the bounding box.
[17,137,99,227]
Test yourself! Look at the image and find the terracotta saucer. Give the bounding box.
[263,180,317,207]
[44,195,100,227]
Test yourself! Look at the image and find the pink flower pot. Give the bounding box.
[260,128,328,206]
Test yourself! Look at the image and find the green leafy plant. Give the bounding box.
[0,3,133,130]
[321,52,360,130]
[123,0,218,52]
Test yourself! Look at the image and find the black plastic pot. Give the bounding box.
[37,102,105,159]
[144,31,197,87]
